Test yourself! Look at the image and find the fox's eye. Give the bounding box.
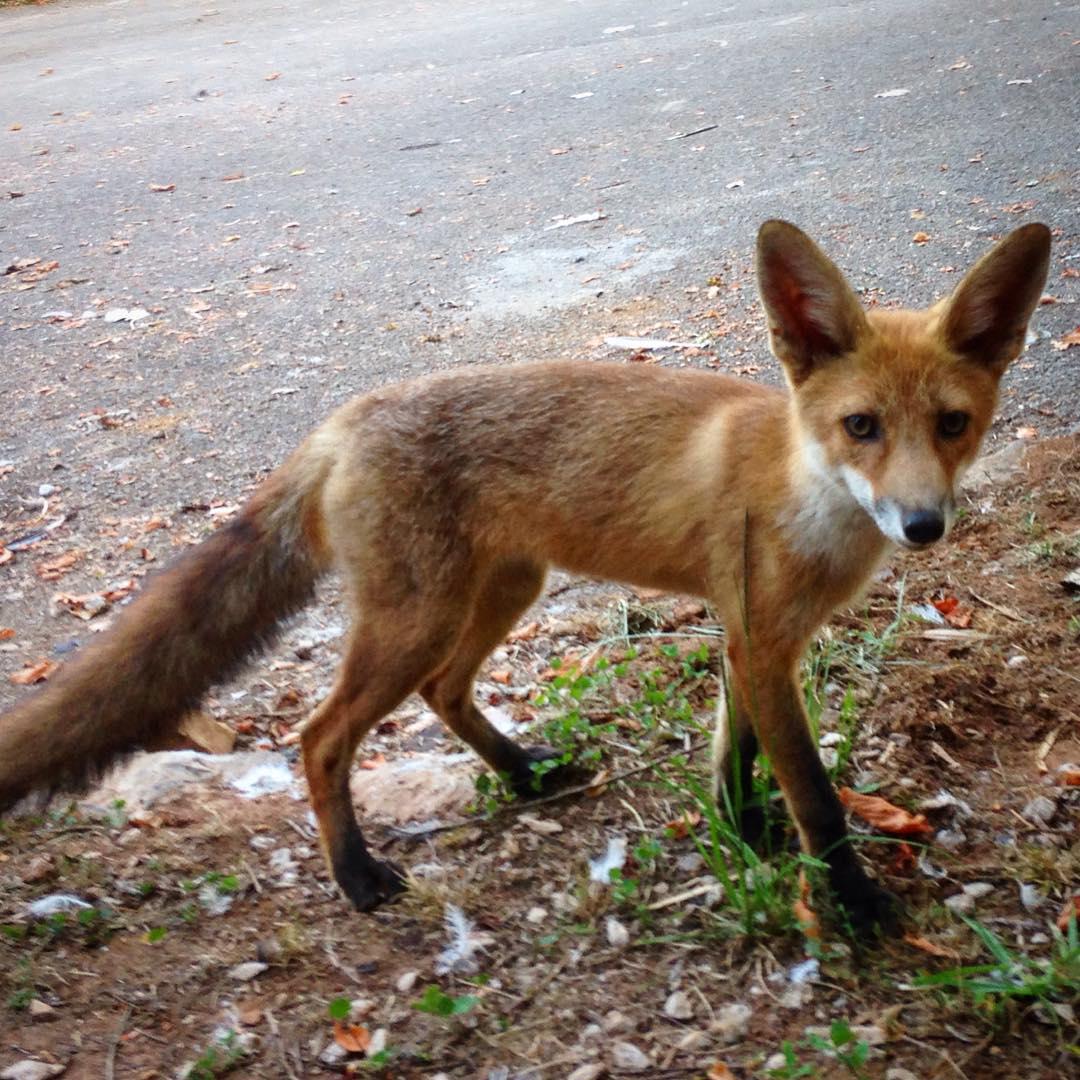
[938,410,969,438]
[843,414,880,441]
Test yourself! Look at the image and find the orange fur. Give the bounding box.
[0,221,1050,928]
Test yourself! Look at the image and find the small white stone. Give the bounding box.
[611,1041,651,1071]
[602,1009,631,1033]
[228,961,268,981]
[318,1042,348,1066]
[605,916,630,948]
[566,1066,604,1080]
[349,998,375,1019]
[37,484,57,497]
[764,1053,788,1072]
[663,990,695,1020]
[710,1001,752,1043]
[0,1065,66,1080]
[28,999,57,1020]
[962,882,994,900]
[395,971,418,993]
[525,906,547,924]
[368,1028,388,1056]
[944,893,975,915]
[1022,795,1057,825]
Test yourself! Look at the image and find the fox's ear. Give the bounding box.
[939,223,1051,374]
[756,220,869,385]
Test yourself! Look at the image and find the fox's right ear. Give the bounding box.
[755,220,869,385]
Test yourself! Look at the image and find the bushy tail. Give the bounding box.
[0,440,335,809]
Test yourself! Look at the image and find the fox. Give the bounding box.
[0,221,1050,931]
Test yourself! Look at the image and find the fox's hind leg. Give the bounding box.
[421,558,578,796]
[301,597,469,911]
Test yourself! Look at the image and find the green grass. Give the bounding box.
[914,913,1080,1031]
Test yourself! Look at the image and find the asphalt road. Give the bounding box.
[0,0,1077,630]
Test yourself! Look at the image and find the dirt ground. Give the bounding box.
[1,410,1078,1078]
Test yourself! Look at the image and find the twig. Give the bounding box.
[104,1005,132,1080]
[322,944,365,986]
[967,588,1031,624]
[901,1034,970,1079]
[264,1009,301,1080]
[241,858,263,895]
[388,738,707,841]
[667,124,718,140]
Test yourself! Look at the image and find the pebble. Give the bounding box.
[602,1009,631,1034]
[0,1065,65,1080]
[318,1042,348,1066]
[28,1000,57,1021]
[1022,795,1057,825]
[886,1069,920,1080]
[710,1001,752,1044]
[228,962,268,982]
[349,998,375,1019]
[610,1041,651,1072]
[525,906,547,924]
[935,827,967,851]
[605,916,630,948]
[944,893,976,915]
[395,971,418,993]
[38,484,57,497]
[19,856,55,885]
[566,1066,604,1080]
[962,881,994,900]
[663,990,695,1020]
[676,1030,708,1052]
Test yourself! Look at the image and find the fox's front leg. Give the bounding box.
[722,638,898,933]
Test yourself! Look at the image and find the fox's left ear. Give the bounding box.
[939,223,1051,374]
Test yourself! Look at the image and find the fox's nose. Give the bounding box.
[902,508,945,545]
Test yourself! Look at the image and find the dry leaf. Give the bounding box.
[506,620,539,643]
[903,931,959,959]
[35,551,80,581]
[332,1021,371,1054]
[838,787,933,836]
[10,659,59,685]
[912,231,931,245]
[149,183,175,193]
[707,1065,737,1080]
[888,841,917,875]
[0,628,15,640]
[662,811,702,840]
[549,146,571,155]
[489,670,512,685]
[1056,896,1080,932]
[0,547,12,566]
[794,870,821,939]
[264,72,281,81]
[359,752,386,770]
[222,172,246,182]
[1050,326,1080,351]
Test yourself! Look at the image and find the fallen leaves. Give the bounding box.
[1056,896,1079,932]
[903,931,959,959]
[838,787,933,836]
[793,871,821,941]
[1050,326,1080,351]
[35,551,81,581]
[932,595,973,629]
[9,659,59,686]
[149,183,176,193]
[912,231,931,245]
[332,1022,371,1054]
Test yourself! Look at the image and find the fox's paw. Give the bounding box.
[835,877,902,938]
[509,744,589,799]
[337,856,407,913]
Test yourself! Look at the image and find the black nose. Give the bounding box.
[902,509,945,545]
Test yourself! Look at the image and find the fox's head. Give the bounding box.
[756,220,1051,549]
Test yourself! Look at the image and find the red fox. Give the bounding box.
[0,221,1050,931]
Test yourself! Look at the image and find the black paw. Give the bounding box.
[508,744,588,799]
[834,876,902,938]
[336,856,407,913]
